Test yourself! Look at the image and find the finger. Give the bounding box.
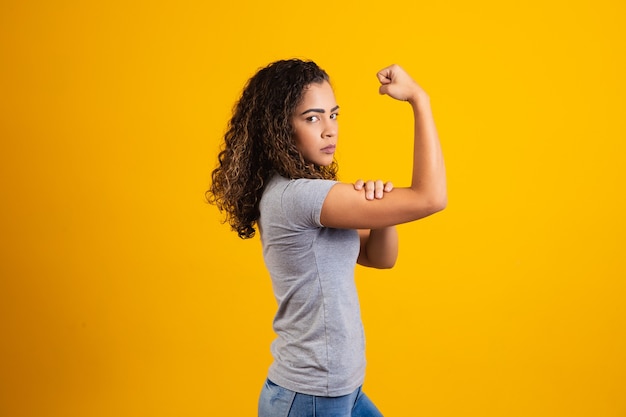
[353,179,364,190]
[384,181,394,192]
[376,68,392,85]
[364,180,375,200]
[375,180,384,199]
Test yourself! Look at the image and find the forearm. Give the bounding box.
[409,93,447,209]
[358,227,399,269]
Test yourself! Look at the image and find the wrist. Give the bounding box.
[407,89,430,107]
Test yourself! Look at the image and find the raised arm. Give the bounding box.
[320,64,447,230]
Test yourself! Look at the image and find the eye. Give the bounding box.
[330,112,339,120]
[306,115,320,122]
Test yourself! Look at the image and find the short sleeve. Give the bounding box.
[280,179,337,229]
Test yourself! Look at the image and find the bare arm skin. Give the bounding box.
[321,64,447,231]
[356,228,399,269]
[351,180,398,268]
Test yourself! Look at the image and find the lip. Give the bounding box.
[321,145,336,154]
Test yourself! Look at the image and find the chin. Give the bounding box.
[307,156,334,168]
[318,157,335,167]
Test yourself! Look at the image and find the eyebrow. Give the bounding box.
[300,105,340,116]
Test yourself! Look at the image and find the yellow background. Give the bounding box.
[1,0,624,416]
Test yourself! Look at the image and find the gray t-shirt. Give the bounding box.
[258,174,365,397]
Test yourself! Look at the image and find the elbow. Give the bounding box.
[423,192,447,216]
[359,256,397,269]
[364,249,398,269]
[433,194,447,213]
[369,257,396,269]
[433,185,448,212]
[434,184,448,211]
[410,185,447,217]
[378,259,397,269]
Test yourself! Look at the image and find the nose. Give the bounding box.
[322,119,337,138]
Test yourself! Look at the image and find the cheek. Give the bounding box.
[293,125,311,145]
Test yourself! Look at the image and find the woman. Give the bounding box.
[208,59,446,416]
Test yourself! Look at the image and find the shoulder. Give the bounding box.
[261,175,338,228]
[264,175,337,199]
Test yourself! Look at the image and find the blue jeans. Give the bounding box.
[258,379,384,417]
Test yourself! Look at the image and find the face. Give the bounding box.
[291,81,339,167]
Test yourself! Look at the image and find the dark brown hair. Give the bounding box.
[207,59,338,239]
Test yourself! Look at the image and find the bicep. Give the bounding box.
[320,182,442,229]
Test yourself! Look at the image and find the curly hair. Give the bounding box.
[207,59,339,239]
